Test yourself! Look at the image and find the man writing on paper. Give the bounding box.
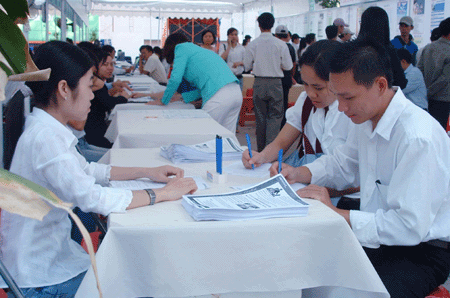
[270,39,450,297]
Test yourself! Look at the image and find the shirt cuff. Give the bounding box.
[349,210,380,248]
[101,188,133,214]
[305,161,327,185]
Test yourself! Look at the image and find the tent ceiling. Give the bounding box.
[91,0,260,13]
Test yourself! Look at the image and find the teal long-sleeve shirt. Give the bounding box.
[161,42,239,106]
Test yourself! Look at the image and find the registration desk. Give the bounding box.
[75,148,389,298]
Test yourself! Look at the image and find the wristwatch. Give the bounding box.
[144,189,156,205]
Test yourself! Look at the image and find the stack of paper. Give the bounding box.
[160,138,244,163]
[182,174,309,221]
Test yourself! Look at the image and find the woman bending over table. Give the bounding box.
[144,33,243,133]
[0,41,197,297]
[242,40,359,207]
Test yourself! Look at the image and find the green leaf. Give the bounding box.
[0,61,13,76]
[0,9,27,75]
[0,0,29,22]
[0,168,61,205]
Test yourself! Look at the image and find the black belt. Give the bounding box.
[254,76,283,79]
[426,239,449,250]
[236,75,243,79]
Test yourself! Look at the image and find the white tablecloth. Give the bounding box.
[117,74,159,85]
[105,110,238,149]
[75,148,389,298]
[109,102,195,120]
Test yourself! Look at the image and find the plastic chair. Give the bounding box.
[426,285,450,298]
[239,88,256,127]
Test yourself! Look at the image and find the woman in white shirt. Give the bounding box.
[242,40,358,203]
[0,41,197,297]
[219,27,246,88]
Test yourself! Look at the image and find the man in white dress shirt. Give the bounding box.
[270,39,450,297]
[139,45,168,85]
[244,12,293,151]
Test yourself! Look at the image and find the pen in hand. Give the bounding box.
[278,149,283,174]
[245,134,255,170]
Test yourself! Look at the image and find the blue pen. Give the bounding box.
[216,135,222,174]
[278,149,283,174]
[245,134,255,170]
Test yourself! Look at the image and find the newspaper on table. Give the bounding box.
[160,137,244,163]
[182,174,309,221]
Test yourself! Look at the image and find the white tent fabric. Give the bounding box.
[91,0,258,14]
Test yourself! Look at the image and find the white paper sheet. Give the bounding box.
[109,176,209,190]
[223,161,271,178]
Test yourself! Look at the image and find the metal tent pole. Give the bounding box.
[0,259,24,298]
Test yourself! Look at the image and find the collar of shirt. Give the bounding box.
[438,37,450,45]
[364,87,407,141]
[28,108,78,149]
[405,63,413,75]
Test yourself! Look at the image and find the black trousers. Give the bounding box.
[428,99,450,129]
[364,243,450,298]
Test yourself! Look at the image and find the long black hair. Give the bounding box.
[4,41,93,169]
[27,41,93,108]
[357,7,391,46]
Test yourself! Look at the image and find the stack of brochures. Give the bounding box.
[160,137,244,163]
[182,174,310,221]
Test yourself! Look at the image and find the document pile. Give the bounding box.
[182,174,309,221]
[160,137,244,163]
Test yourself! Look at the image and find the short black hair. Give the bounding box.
[102,44,115,55]
[292,33,300,41]
[78,41,108,69]
[439,17,450,37]
[325,25,338,40]
[227,27,238,36]
[276,33,288,39]
[163,33,189,64]
[329,38,393,89]
[257,12,275,30]
[396,48,412,64]
[139,45,153,53]
[299,40,341,81]
[305,33,316,44]
[201,29,216,45]
[431,27,441,41]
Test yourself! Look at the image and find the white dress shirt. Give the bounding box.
[306,88,450,248]
[218,43,245,76]
[244,32,293,77]
[0,108,132,288]
[286,91,354,155]
[144,54,168,84]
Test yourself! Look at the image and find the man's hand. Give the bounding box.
[269,162,301,184]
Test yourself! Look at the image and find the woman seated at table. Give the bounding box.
[1,41,198,297]
[242,40,359,206]
[78,42,130,148]
[139,33,243,133]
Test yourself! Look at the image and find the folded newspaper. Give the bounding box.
[160,137,244,163]
[182,174,309,221]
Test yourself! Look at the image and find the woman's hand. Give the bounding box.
[242,149,265,169]
[146,99,164,105]
[145,165,184,183]
[269,162,300,184]
[153,178,198,203]
[131,92,148,98]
